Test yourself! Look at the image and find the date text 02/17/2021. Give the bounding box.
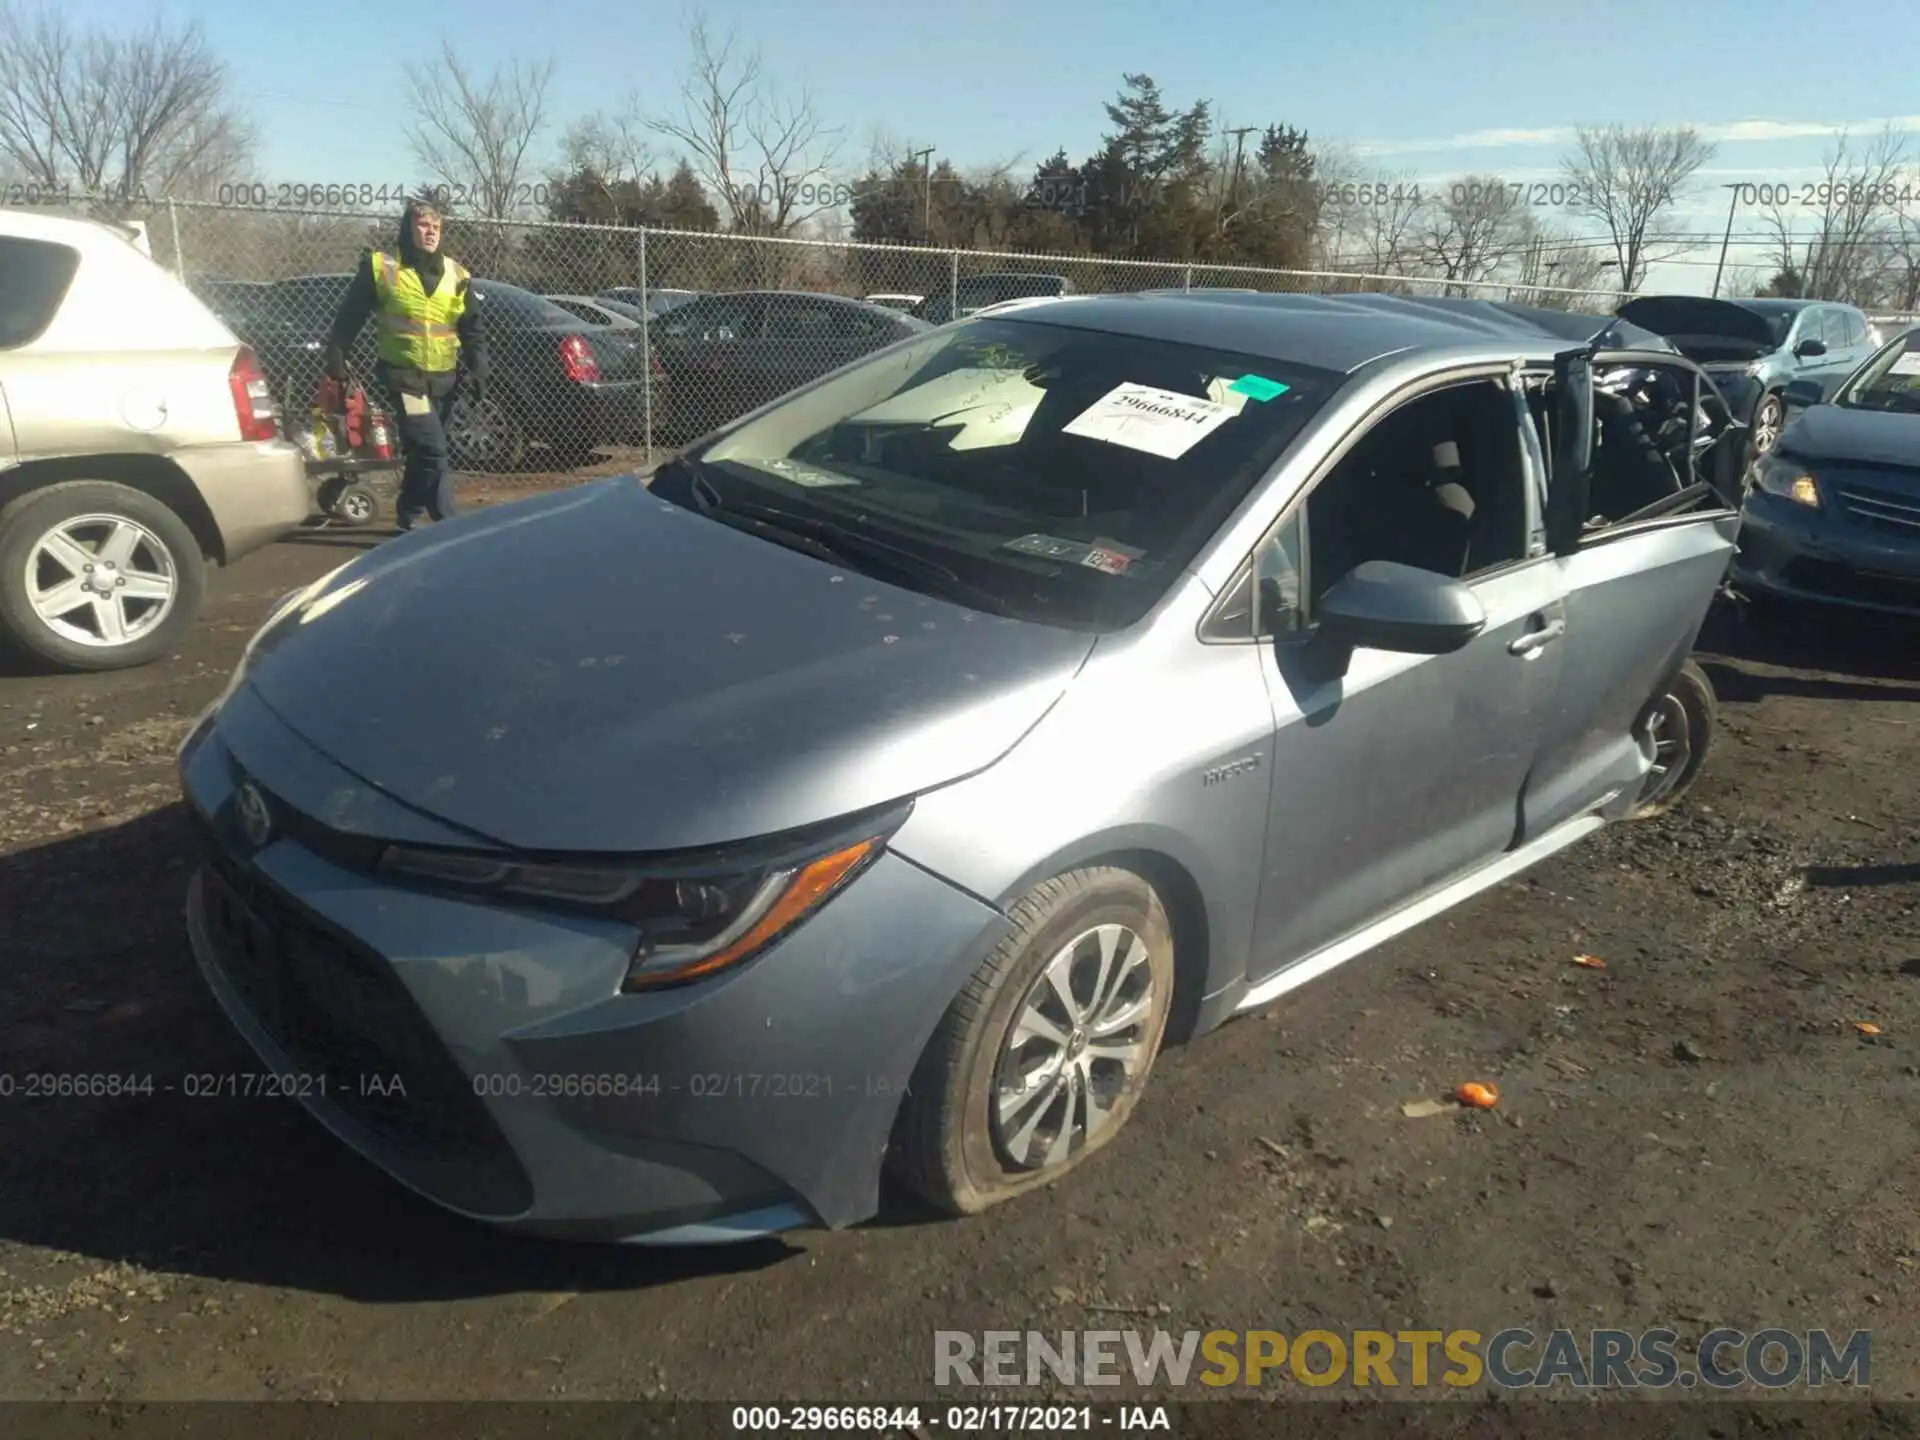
[726,1404,1173,1432]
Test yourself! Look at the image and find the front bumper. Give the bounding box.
[169,440,311,562]
[177,693,1009,1242]
[1731,482,1920,617]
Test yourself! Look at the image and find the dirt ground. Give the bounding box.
[0,491,1916,1408]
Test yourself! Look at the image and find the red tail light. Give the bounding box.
[229,347,278,441]
[560,334,601,383]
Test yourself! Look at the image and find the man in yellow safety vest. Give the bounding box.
[322,197,489,531]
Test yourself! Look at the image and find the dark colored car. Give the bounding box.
[911,272,1075,326]
[185,275,276,333]
[649,290,931,441]
[239,274,652,471]
[599,286,703,317]
[1617,296,1880,459]
[1730,325,1920,617]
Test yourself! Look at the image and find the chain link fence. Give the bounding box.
[67,199,1638,488]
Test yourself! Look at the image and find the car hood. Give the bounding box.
[1779,403,1920,472]
[1616,296,1778,361]
[238,480,1096,853]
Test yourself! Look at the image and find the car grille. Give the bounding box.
[192,811,534,1217]
[1834,480,1920,537]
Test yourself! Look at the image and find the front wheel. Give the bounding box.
[1748,391,1785,461]
[1627,658,1716,820]
[0,481,205,672]
[890,868,1175,1216]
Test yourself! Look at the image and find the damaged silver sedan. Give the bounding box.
[178,292,1744,1244]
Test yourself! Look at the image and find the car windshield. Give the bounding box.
[473,282,579,325]
[677,317,1341,630]
[1835,331,1920,414]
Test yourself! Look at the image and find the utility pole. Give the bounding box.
[907,146,935,239]
[1711,183,1742,298]
[1222,126,1258,219]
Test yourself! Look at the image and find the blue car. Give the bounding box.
[177,293,1744,1245]
[1617,296,1881,460]
[1730,325,1920,617]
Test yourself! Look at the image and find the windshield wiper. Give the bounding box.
[721,495,1031,619]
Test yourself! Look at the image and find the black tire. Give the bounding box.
[1627,658,1716,820]
[447,392,527,472]
[0,480,206,673]
[890,867,1176,1216]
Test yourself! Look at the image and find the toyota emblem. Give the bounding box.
[235,782,273,849]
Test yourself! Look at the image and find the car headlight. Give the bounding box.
[1754,456,1820,508]
[375,808,905,991]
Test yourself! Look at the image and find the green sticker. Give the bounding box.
[1229,374,1289,401]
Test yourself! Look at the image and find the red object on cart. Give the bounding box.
[311,373,395,461]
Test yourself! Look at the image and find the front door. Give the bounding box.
[1522,358,1741,836]
[1245,373,1569,983]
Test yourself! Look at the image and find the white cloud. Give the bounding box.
[1350,114,1920,156]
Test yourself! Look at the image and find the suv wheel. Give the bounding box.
[891,867,1175,1215]
[0,481,206,672]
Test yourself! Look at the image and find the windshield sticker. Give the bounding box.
[1004,533,1144,575]
[1228,373,1290,402]
[1061,382,1238,460]
[1888,351,1920,376]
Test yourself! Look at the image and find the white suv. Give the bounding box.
[0,210,311,671]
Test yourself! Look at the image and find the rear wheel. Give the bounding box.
[447,392,527,472]
[1627,659,1716,820]
[890,868,1175,1215]
[0,480,205,672]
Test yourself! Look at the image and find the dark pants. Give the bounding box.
[384,382,461,529]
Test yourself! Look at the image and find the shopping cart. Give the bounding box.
[294,372,404,526]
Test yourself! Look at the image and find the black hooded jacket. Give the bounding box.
[324,201,488,397]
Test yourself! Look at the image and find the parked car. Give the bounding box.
[542,294,644,331]
[912,272,1075,325]
[1617,296,1881,460]
[866,292,924,311]
[179,291,1741,1244]
[186,275,277,334]
[238,274,653,471]
[649,290,931,440]
[0,211,309,671]
[1729,324,1920,618]
[599,286,703,317]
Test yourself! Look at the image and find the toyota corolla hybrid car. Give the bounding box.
[1731,324,1920,617]
[178,292,1745,1245]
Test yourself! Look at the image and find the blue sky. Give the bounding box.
[66,0,1920,294]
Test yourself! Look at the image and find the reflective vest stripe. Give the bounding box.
[368,251,467,371]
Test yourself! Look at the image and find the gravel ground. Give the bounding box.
[0,497,1915,1412]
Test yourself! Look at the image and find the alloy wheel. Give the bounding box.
[1750,395,1784,457]
[25,514,178,649]
[991,923,1159,1173]
[1637,694,1693,810]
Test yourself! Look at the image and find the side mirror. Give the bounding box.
[1782,378,1823,409]
[1306,562,1488,678]
[1794,338,1827,359]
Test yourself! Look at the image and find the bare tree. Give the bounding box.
[1512,227,1616,307]
[0,4,253,208]
[644,11,844,235]
[1303,143,1429,274]
[1417,174,1534,290]
[1717,262,1769,300]
[1560,124,1715,290]
[403,40,556,221]
[1756,128,1910,304]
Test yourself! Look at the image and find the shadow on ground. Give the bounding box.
[0,807,802,1302]
[1697,598,1920,702]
